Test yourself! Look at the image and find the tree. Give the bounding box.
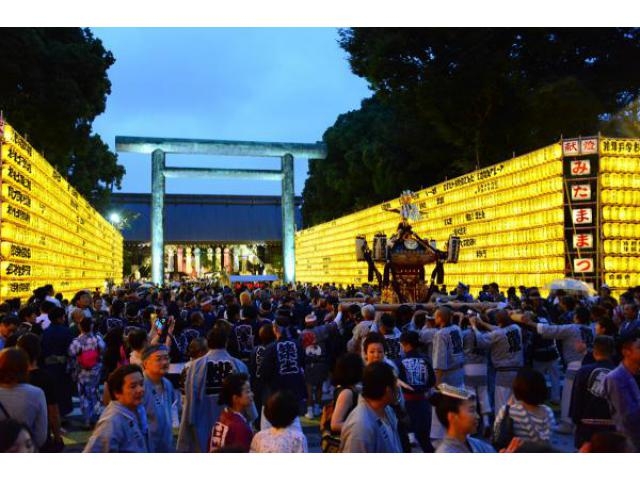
[602,92,640,137]
[302,28,640,226]
[303,96,394,226]
[0,28,124,210]
[302,95,461,226]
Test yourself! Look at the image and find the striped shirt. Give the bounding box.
[493,401,556,445]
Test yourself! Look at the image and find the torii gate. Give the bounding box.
[115,136,327,285]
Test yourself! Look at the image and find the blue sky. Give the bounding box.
[90,28,371,197]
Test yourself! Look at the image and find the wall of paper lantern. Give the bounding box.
[295,143,566,294]
[295,137,640,297]
[0,121,123,302]
[599,139,640,292]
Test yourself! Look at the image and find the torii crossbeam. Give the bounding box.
[116,135,327,285]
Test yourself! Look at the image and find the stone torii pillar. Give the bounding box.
[116,136,327,285]
[151,149,165,286]
[281,154,295,286]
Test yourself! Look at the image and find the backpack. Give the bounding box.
[491,404,514,450]
[77,345,100,370]
[320,387,358,453]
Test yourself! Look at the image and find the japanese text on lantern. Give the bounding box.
[296,142,565,290]
[0,121,123,301]
[600,138,640,156]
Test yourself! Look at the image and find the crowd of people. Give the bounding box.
[0,280,638,453]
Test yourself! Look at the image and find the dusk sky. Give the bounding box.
[90,28,371,197]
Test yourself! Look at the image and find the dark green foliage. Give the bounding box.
[0,28,124,210]
[302,28,640,226]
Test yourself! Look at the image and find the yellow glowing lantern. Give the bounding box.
[1,121,123,301]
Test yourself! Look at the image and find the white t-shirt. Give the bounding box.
[250,425,308,453]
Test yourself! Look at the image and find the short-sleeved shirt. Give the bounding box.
[475,324,524,369]
[339,396,402,453]
[432,324,464,371]
[536,323,592,364]
[250,425,308,453]
[462,329,488,366]
[0,383,48,448]
[493,401,555,445]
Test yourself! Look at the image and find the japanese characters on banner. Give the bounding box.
[0,121,123,302]
[599,137,640,291]
[562,137,599,287]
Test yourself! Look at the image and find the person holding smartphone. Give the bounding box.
[150,311,176,351]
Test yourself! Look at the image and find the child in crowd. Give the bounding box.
[250,390,308,453]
